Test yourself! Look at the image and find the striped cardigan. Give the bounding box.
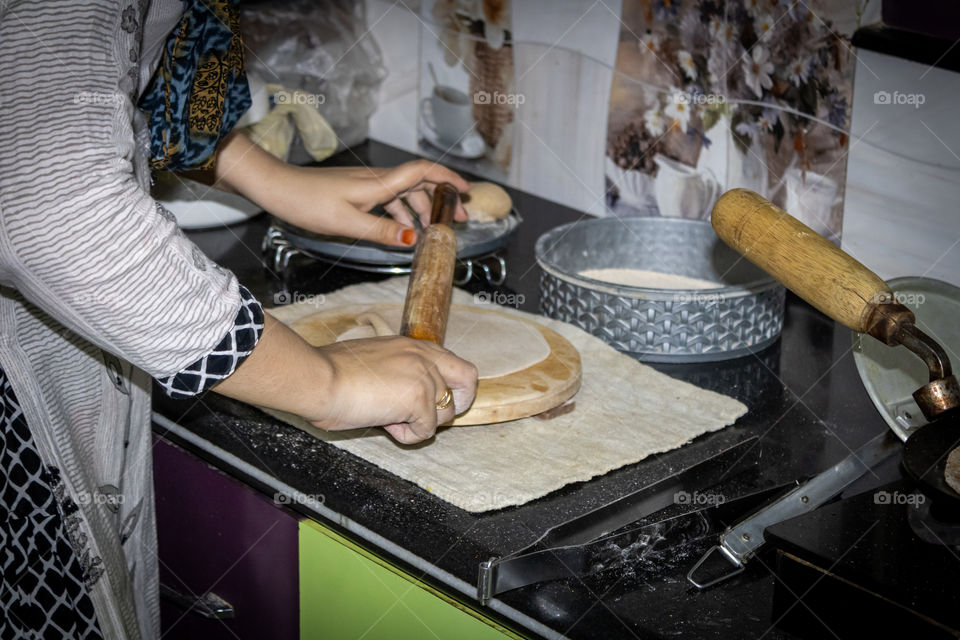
[0,1,255,637]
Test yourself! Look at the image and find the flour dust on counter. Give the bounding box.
[578,268,722,290]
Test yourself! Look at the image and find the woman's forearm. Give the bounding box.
[209,132,401,243]
[210,132,469,247]
[213,313,479,443]
[212,313,335,419]
[212,131,291,208]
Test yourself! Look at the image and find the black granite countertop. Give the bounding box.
[153,141,901,640]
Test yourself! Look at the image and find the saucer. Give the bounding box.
[419,118,487,160]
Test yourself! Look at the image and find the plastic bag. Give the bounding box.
[240,0,387,160]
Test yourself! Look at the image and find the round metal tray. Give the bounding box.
[535,217,785,362]
[274,211,520,266]
[852,276,960,442]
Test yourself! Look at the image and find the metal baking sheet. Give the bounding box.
[275,211,520,266]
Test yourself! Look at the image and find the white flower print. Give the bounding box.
[743,46,774,98]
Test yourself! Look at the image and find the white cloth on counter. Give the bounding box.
[266,278,747,512]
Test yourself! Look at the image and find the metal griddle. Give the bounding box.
[272,211,520,266]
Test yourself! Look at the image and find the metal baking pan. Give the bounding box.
[274,210,520,266]
[535,217,785,362]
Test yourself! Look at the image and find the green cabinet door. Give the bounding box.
[299,520,524,640]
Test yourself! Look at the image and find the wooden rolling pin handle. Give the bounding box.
[429,181,458,226]
[711,189,915,343]
[400,183,460,344]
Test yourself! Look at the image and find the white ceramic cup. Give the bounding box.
[420,85,475,145]
[652,155,722,219]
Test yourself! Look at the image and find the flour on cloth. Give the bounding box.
[266,278,747,512]
[336,306,550,379]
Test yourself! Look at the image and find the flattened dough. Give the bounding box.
[579,268,721,290]
[338,307,550,379]
[945,446,960,495]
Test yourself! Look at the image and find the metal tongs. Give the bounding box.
[478,437,763,604]
[686,430,901,588]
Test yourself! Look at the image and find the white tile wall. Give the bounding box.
[364,1,960,288]
[842,50,960,287]
[365,0,422,153]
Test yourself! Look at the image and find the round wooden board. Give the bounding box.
[288,304,582,426]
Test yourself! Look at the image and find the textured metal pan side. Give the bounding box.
[535,217,785,362]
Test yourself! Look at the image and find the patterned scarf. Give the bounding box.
[139,0,251,171]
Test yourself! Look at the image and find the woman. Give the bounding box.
[0,0,477,638]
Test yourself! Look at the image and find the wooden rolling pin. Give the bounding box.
[400,183,460,344]
[712,188,913,345]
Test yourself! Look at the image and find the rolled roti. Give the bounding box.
[338,307,550,380]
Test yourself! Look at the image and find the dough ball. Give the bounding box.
[945,446,960,496]
[463,182,512,222]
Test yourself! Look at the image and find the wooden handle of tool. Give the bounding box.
[711,189,902,335]
[400,183,460,344]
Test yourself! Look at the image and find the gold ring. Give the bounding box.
[436,388,454,411]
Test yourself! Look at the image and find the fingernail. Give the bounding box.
[401,228,417,246]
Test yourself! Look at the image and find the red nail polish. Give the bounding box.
[401,228,417,246]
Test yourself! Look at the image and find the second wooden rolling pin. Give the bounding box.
[712,188,907,345]
[400,182,460,344]
[712,188,960,420]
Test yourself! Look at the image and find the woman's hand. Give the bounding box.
[213,133,469,248]
[213,315,478,444]
[311,336,478,444]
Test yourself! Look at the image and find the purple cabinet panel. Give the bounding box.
[153,435,300,640]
